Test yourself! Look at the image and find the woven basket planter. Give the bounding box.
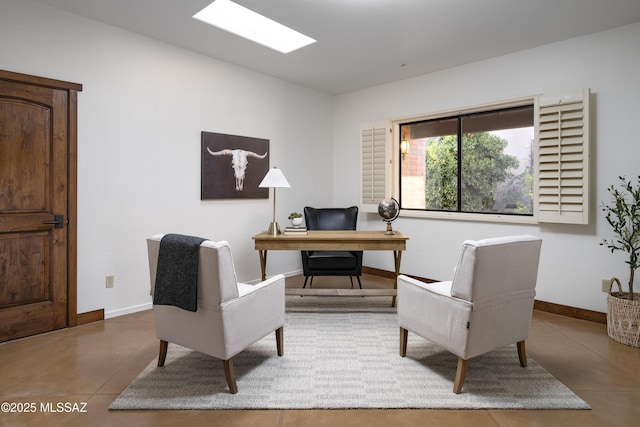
[606,278,640,347]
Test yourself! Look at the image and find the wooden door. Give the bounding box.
[0,70,81,342]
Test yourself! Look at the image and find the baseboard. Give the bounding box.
[105,302,152,319]
[77,304,152,323]
[77,309,104,325]
[245,269,303,284]
[533,300,606,324]
[363,266,436,283]
[363,266,606,324]
[284,269,303,278]
[362,266,397,279]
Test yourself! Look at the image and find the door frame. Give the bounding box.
[0,69,82,328]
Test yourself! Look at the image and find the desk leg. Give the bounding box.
[392,250,402,307]
[258,250,268,281]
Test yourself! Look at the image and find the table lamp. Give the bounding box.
[259,167,291,235]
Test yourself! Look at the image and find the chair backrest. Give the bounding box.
[304,206,358,230]
[147,234,240,309]
[450,235,542,307]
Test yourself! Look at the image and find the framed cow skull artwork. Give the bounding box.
[201,131,270,199]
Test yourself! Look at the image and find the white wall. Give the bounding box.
[0,0,334,317]
[333,22,640,313]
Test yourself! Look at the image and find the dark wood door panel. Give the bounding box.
[0,233,49,309]
[0,99,50,212]
[0,70,79,342]
[0,213,60,233]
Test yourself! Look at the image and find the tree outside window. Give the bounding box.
[400,106,534,216]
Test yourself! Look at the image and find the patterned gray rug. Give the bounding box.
[110,297,590,410]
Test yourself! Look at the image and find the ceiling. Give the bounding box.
[36,0,640,95]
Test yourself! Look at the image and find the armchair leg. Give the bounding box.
[158,340,168,367]
[223,359,238,394]
[453,357,468,394]
[399,327,408,357]
[517,340,528,367]
[275,326,284,356]
[356,276,362,289]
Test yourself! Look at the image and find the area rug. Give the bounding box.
[110,297,590,410]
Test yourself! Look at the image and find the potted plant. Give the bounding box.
[288,212,303,227]
[601,175,640,347]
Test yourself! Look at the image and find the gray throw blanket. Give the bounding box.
[153,234,207,312]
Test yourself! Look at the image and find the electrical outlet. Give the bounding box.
[106,275,115,288]
[601,279,610,293]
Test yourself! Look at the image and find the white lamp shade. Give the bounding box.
[259,167,291,188]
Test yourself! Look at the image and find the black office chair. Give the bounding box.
[301,206,363,289]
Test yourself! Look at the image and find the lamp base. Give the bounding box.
[267,221,281,235]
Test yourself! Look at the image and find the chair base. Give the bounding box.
[276,326,284,356]
[158,340,168,366]
[452,340,528,394]
[223,359,238,394]
[156,328,284,395]
[399,329,528,394]
[517,340,527,367]
[453,358,468,394]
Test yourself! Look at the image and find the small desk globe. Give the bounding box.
[378,198,400,235]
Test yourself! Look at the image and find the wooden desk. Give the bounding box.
[252,230,408,302]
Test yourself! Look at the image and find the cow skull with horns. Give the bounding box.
[207,147,268,191]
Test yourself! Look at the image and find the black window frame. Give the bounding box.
[399,104,534,217]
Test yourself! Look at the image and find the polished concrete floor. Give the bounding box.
[1,274,639,427]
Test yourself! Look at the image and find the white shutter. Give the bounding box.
[360,122,389,212]
[534,88,590,224]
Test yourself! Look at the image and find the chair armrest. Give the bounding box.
[237,274,285,297]
[219,274,285,358]
[397,274,473,357]
[229,274,285,314]
[398,275,472,315]
[220,274,284,328]
[397,275,458,298]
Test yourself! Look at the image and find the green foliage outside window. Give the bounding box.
[424,135,458,210]
[424,132,532,214]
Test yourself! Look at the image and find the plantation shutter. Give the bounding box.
[535,88,590,224]
[360,122,389,212]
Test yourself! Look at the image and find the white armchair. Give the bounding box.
[397,235,542,394]
[147,234,285,394]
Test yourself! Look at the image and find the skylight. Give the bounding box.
[193,0,316,54]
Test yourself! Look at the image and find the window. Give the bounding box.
[400,106,534,216]
[359,88,590,225]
